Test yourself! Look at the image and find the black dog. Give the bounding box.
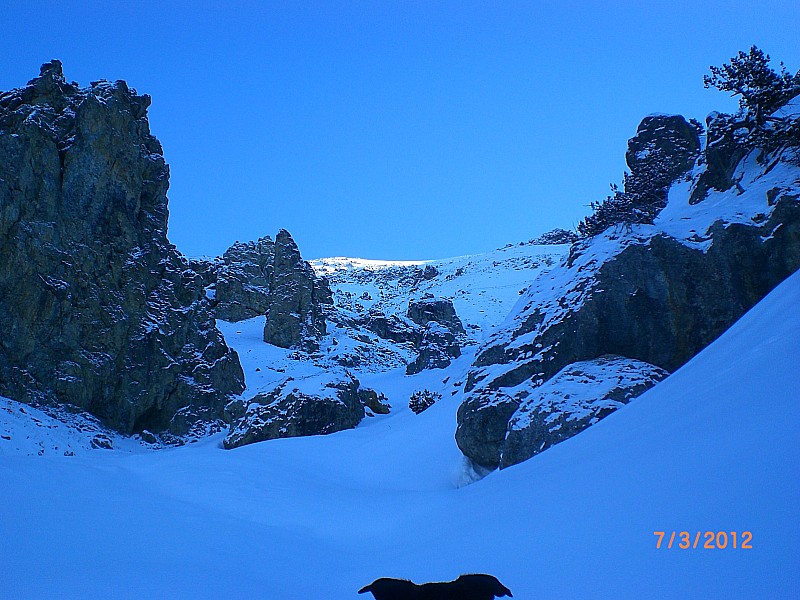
[358,574,512,599]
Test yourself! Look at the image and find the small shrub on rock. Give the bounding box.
[409,389,442,414]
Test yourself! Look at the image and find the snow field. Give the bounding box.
[2,271,798,598]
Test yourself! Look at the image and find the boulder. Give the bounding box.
[0,61,244,434]
[407,297,465,335]
[223,375,365,448]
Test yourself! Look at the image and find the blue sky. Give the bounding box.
[1,1,798,260]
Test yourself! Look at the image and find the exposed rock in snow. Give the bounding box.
[311,243,567,345]
[690,112,749,204]
[263,229,332,351]
[405,322,462,375]
[364,311,422,346]
[456,105,800,470]
[210,236,278,322]
[194,230,333,351]
[401,297,466,374]
[407,297,465,335]
[358,388,391,415]
[223,373,365,448]
[625,114,701,184]
[210,242,567,448]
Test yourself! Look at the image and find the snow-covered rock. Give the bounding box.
[194,229,333,351]
[311,242,568,345]
[223,373,365,449]
[456,106,800,470]
[501,356,668,468]
[209,241,568,448]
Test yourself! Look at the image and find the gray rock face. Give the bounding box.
[625,114,701,186]
[214,236,277,321]
[407,297,465,335]
[404,298,465,374]
[457,102,799,470]
[364,311,421,346]
[223,375,365,448]
[194,230,332,351]
[500,356,668,468]
[0,61,245,434]
[264,229,330,350]
[405,322,461,375]
[690,112,749,204]
[457,194,800,470]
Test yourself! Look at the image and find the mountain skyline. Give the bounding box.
[1,1,798,260]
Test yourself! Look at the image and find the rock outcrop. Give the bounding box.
[405,322,461,375]
[689,112,749,205]
[364,311,421,346]
[404,297,465,375]
[625,114,701,186]
[407,297,465,335]
[196,230,332,351]
[358,388,391,415]
[264,229,331,350]
[457,107,800,470]
[223,374,366,448]
[212,236,277,322]
[0,61,245,434]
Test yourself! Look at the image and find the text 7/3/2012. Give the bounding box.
[653,531,753,549]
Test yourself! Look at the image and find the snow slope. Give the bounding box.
[2,267,798,598]
[213,241,569,403]
[312,241,568,342]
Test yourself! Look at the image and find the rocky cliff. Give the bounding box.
[194,229,332,351]
[0,61,244,434]
[457,104,800,470]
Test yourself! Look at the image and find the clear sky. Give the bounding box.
[1,1,798,260]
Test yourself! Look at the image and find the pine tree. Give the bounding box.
[703,46,800,127]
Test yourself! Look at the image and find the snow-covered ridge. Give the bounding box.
[312,256,429,273]
[312,242,569,342]
[487,141,800,358]
[212,241,570,407]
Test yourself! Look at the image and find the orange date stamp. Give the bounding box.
[653,531,753,549]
